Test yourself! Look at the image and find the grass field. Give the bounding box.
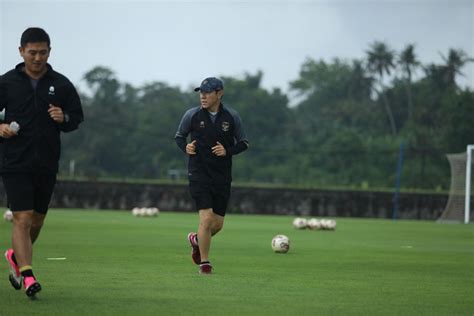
[0,209,473,315]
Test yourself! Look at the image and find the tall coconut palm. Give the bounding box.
[425,49,474,89]
[398,44,420,121]
[440,48,474,86]
[366,41,397,135]
[349,59,373,100]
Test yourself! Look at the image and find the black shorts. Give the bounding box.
[189,181,231,217]
[2,173,57,214]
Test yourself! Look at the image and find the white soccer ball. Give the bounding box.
[139,208,148,217]
[149,207,159,216]
[132,207,141,216]
[319,219,329,230]
[307,218,321,230]
[271,234,290,253]
[3,209,13,222]
[326,219,337,230]
[319,219,337,230]
[292,217,307,229]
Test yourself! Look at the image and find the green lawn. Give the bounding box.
[0,209,473,315]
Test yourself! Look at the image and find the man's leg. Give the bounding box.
[6,210,44,292]
[12,210,34,269]
[11,209,41,296]
[31,212,46,244]
[3,173,44,296]
[18,174,55,297]
[197,209,224,264]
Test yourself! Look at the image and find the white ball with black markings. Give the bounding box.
[292,217,307,229]
[307,218,321,230]
[271,234,290,253]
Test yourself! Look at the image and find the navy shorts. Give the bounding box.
[189,181,231,217]
[2,173,57,214]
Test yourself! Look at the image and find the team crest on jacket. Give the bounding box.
[200,121,205,128]
[221,121,230,131]
[48,86,55,95]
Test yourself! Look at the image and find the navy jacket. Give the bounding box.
[0,63,84,174]
[175,104,248,184]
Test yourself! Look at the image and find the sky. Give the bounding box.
[0,0,473,97]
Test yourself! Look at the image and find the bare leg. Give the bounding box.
[12,210,34,268]
[197,209,224,263]
[31,212,46,244]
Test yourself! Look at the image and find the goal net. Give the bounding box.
[438,145,473,224]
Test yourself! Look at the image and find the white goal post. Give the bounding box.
[465,145,473,223]
[438,145,473,224]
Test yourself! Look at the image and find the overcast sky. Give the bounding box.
[1,0,473,95]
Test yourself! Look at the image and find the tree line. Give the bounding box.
[60,41,474,191]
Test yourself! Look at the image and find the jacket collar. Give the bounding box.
[15,62,53,79]
[201,102,224,113]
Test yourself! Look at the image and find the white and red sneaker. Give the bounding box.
[187,232,201,265]
[24,276,41,298]
[4,249,21,290]
[199,262,212,275]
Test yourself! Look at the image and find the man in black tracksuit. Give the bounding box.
[0,27,84,297]
[175,77,248,274]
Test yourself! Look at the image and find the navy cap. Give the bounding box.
[194,77,224,93]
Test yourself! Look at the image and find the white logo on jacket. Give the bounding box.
[222,122,230,131]
[48,86,55,95]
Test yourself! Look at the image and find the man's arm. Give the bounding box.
[175,108,196,153]
[58,82,84,132]
[227,110,249,156]
[0,75,5,120]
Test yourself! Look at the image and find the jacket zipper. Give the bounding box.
[33,79,40,167]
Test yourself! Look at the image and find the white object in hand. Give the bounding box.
[9,121,20,133]
[3,209,13,222]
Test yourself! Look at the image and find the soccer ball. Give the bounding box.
[292,217,307,229]
[132,207,141,216]
[150,207,160,216]
[320,219,337,230]
[145,207,159,217]
[132,207,160,217]
[307,218,321,230]
[139,208,148,217]
[326,219,337,230]
[271,234,290,253]
[3,209,13,222]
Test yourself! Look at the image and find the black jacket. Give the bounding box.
[0,63,84,174]
[175,104,248,184]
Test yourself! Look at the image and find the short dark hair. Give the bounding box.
[20,27,50,47]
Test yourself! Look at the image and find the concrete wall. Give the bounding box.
[0,180,449,220]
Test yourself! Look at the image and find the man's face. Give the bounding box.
[200,90,223,111]
[19,42,50,78]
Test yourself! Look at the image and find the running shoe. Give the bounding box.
[4,249,21,290]
[24,276,41,298]
[187,232,201,265]
[199,262,212,275]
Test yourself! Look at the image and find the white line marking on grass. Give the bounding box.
[401,246,413,249]
[46,257,67,260]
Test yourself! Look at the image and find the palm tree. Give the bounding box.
[424,49,474,90]
[366,41,397,135]
[398,44,420,121]
[440,48,474,86]
[348,59,373,100]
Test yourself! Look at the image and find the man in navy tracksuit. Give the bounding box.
[175,77,248,274]
[0,27,84,297]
